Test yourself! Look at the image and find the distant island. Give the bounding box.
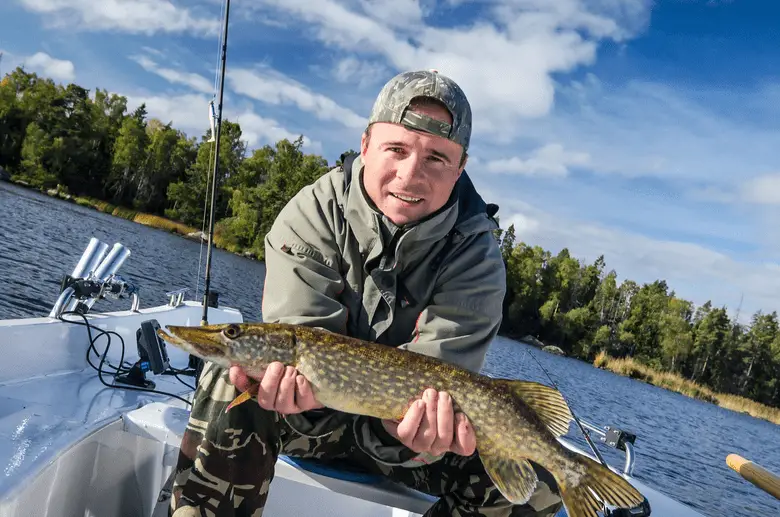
[2,66,778,426]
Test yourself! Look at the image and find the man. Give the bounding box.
[169,70,563,517]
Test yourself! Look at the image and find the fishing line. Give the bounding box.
[524,347,609,468]
[194,0,228,302]
[58,311,195,406]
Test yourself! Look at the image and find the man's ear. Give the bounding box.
[360,129,370,157]
[458,152,468,176]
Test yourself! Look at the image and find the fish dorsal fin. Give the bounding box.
[479,447,539,504]
[497,379,573,437]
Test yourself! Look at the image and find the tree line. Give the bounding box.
[0,67,332,258]
[2,67,778,409]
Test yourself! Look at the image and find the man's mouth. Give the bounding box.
[390,192,423,204]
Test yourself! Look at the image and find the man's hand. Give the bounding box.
[229,362,323,415]
[382,388,476,457]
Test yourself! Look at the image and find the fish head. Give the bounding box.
[156,322,295,371]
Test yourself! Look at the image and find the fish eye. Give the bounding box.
[223,324,241,339]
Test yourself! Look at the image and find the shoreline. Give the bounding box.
[5,178,778,426]
[3,178,259,260]
[593,351,780,426]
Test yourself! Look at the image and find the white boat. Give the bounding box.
[0,237,708,517]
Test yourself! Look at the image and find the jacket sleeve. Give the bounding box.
[355,231,507,467]
[260,171,347,333]
[260,171,356,438]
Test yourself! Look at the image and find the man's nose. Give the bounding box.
[395,153,424,182]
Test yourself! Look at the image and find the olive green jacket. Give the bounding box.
[262,154,506,466]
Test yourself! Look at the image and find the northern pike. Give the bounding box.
[158,322,648,517]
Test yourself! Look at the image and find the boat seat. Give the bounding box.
[278,455,385,484]
[122,402,436,516]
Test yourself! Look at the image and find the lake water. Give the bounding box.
[1,181,778,517]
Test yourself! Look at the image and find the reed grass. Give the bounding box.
[594,351,780,425]
[133,213,199,236]
[41,187,259,258]
[111,206,138,220]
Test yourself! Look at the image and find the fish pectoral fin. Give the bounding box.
[225,389,255,412]
[497,379,573,437]
[480,451,539,505]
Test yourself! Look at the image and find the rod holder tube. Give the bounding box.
[49,286,75,318]
[83,242,109,279]
[70,238,106,279]
[94,243,131,281]
[624,442,635,476]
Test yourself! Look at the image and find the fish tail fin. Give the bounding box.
[558,455,648,517]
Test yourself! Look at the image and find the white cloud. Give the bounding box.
[227,67,366,129]
[692,174,780,206]
[18,0,219,35]
[234,112,322,152]
[500,201,778,323]
[125,54,336,149]
[124,93,321,151]
[359,0,426,27]
[126,93,213,136]
[332,57,389,88]
[130,55,214,94]
[5,51,76,82]
[741,174,780,205]
[251,0,653,137]
[498,74,780,188]
[483,143,590,177]
[238,0,774,194]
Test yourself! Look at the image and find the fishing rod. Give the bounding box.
[201,0,231,326]
[525,349,609,467]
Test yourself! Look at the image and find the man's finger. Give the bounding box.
[396,400,426,449]
[257,362,284,409]
[431,391,454,455]
[275,366,299,413]
[412,389,438,452]
[295,375,321,410]
[453,413,477,456]
[228,366,251,392]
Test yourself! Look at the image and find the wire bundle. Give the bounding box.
[57,311,196,406]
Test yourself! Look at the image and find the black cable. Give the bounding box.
[58,311,194,406]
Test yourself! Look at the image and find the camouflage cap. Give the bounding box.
[368,69,472,152]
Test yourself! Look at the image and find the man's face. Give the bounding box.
[360,102,467,226]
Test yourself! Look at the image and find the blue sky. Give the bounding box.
[2,0,780,322]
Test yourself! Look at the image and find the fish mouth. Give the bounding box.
[157,324,230,360]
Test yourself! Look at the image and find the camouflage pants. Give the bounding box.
[167,362,562,517]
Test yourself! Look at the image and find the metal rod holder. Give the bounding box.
[70,238,108,279]
[50,239,139,318]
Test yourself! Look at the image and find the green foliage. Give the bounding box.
[498,227,780,409]
[1,67,331,260]
[218,136,330,258]
[165,120,245,226]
